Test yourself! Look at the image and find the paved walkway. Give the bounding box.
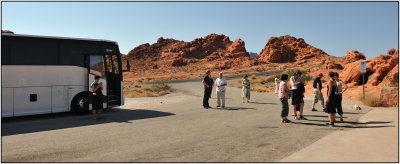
[280,108,398,162]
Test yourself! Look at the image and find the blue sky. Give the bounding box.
[2,2,398,59]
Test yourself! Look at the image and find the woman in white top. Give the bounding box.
[290,70,306,120]
[334,72,348,122]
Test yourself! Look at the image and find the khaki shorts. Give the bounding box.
[313,88,324,103]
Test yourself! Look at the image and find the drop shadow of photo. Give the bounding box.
[249,102,277,105]
[2,108,175,136]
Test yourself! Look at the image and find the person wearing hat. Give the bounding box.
[312,73,326,112]
[215,72,227,108]
[202,70,213,109]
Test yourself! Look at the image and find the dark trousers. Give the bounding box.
[203,89,212,107]
[335,94,343,115]
[280,97,289,117]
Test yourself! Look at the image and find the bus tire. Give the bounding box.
[71,93,89,114]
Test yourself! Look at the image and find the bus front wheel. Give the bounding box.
[71,93,89,114]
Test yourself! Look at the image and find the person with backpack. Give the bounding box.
[289,70,307,120]
[334,72,348,122]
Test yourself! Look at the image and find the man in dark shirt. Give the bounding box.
[202,70,213,109]
[312,73,325,111]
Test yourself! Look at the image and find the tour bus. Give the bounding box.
[1,33,128,117]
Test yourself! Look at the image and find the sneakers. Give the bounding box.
[325,122,335,127]
[311,108,318,112]
[294,116,299,120]
[216,105,220,108]
[281,119,291,123]
[340,118,344,122]
[221,106,225,108]
[299,115,308,120]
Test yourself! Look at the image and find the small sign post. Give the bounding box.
[360,61,367,101]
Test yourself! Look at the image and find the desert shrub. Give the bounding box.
[284,69,296,77]
[123,81,174,98]
[301,74,312,82]
[390,74,399,87]
[357,92,384,107]
[265,74,281,83]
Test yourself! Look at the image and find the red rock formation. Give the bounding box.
[125,34,251,76]
[257,35,329,64]
[344,50,366,63]
[341,49,399,87]
[257,36,366,70]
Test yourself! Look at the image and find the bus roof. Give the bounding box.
[1,33,116,44]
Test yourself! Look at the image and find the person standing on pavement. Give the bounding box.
[279,74,292,123]
[202,70,213,109]
[215,72,227,108]
[290,70,307,120]
[242,75,251,103]
[91,75,104,120]
[311,73,326,112]
[334,72,348,122]
[275,77,279,94]
[325,72,338,127]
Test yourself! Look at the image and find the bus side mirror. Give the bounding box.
[122,60,130,72]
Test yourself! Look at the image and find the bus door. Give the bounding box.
[104,54,122,106]
[87,54,107,110]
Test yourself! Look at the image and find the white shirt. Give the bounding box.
[215,77,227,92]
[275,78,279,85]
[290,76,300,90]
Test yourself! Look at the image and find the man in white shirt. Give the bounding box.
[215,72,227,108]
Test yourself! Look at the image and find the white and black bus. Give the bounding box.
[1,33,128,117]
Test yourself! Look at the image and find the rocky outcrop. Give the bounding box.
[125,34,252,75]
[257,36,366,70]
[344,50,366,62]
[257,35,329,64]
[341,49,399,86]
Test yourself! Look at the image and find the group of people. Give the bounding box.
[202,70,252,109]
[202,70,228,109]
[278,71,347,127]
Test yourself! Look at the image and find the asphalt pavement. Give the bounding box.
[2,80,396,162]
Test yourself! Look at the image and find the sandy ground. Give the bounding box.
[1,79,393,162]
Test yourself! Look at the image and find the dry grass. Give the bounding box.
[357,92,384,107]
[123,81,175,98]
[236,69,312,93]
